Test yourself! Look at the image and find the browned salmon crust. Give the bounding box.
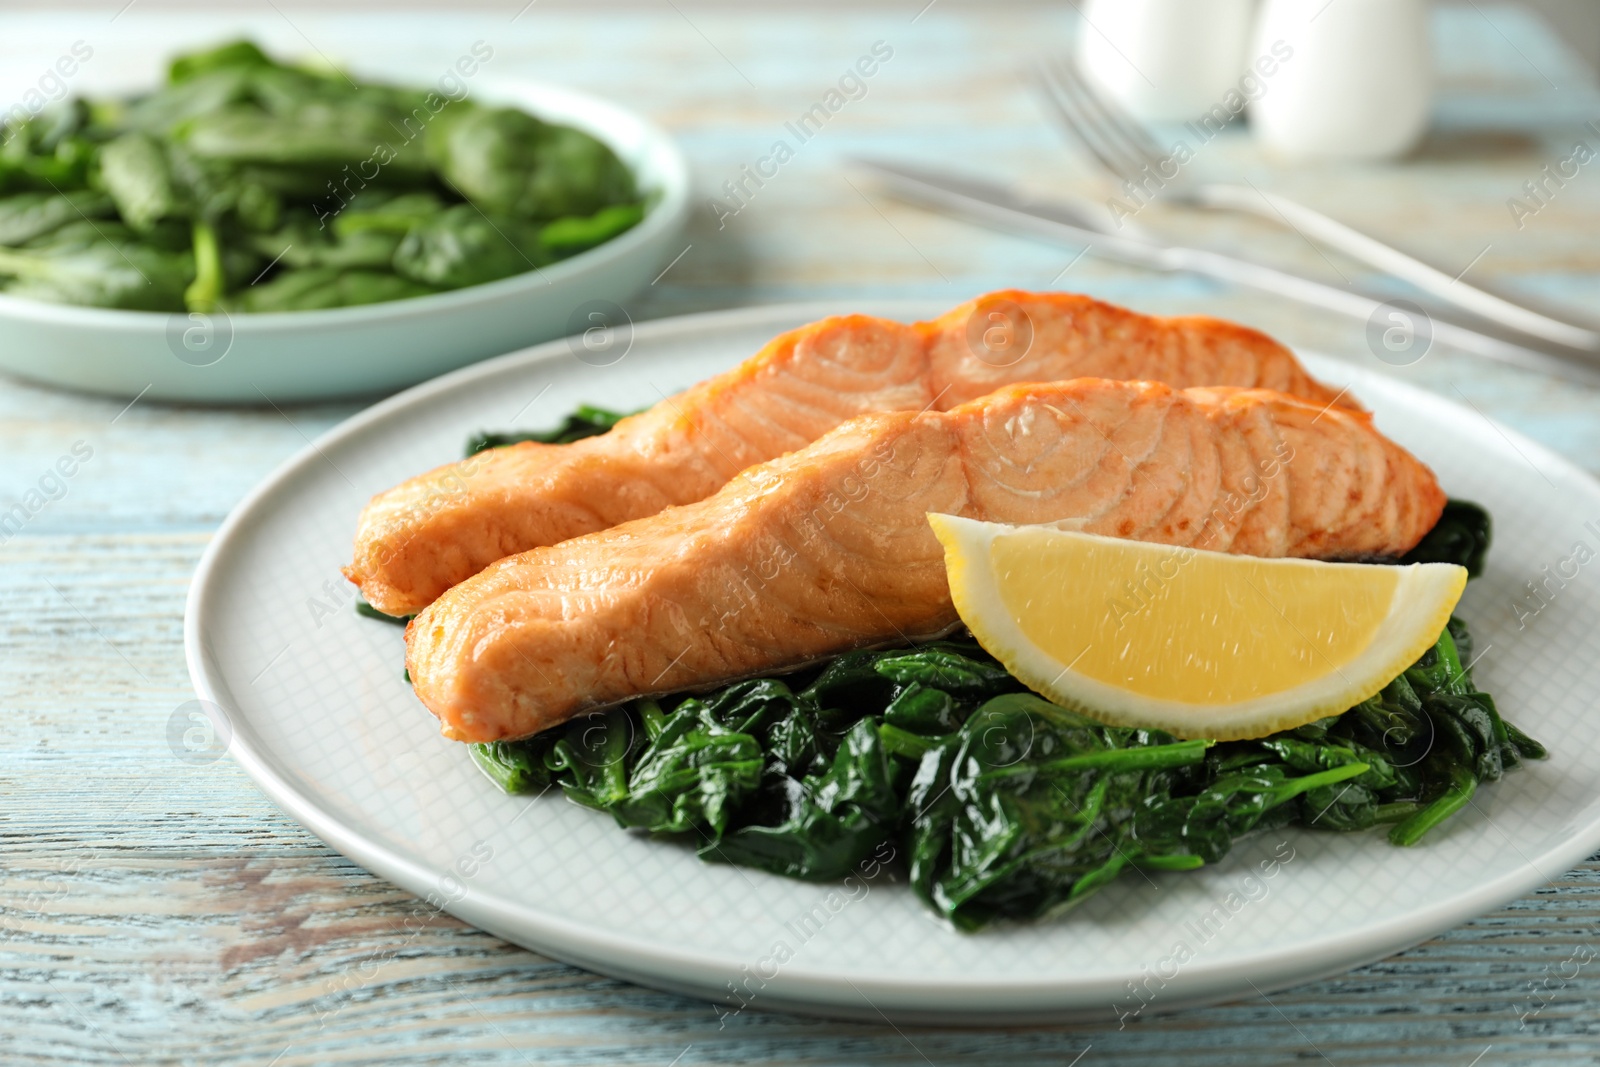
[348,291,1347,615]
[406,379,1442,743]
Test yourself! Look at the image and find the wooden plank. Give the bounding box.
[4,535,1600,1064]
[4,4,1600,1063]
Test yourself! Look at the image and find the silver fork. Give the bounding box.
[1030,55,1600,353]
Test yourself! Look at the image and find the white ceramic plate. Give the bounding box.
[185,302,1600,1025]
[0,80,689,404]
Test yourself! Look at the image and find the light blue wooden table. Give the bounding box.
[4,4,1600,1064]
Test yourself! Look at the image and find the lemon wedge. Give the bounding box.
[928,514,1467,740]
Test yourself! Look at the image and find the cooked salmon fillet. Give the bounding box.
[405,378,1442,743]
[348,291,1348,615]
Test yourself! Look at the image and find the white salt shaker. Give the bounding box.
[1076,0,1259,123]
[1250,0,1433,160]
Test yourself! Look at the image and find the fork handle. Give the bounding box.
[1192,183,1600,352]
[851,155,1600,384]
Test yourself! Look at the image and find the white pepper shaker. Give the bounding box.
[1076,0,1259,123]
[1250,0,1433,160]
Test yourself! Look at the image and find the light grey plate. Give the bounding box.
[185,302,1600,1025]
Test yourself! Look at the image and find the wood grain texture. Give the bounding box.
[3,4,1600,1065]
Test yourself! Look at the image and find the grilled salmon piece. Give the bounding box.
[406,378,1441,743]
[348,291,1347,615]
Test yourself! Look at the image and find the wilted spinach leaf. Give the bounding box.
[1401,499,1492,576]
[387,448,1539,930]
[463,621,1541,930]
[466,404,636,454]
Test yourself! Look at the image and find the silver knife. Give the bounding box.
[848,156,1600,386]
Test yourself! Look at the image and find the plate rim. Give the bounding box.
[184,301,1600,1019]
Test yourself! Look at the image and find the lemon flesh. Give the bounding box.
[929,514,1467,740]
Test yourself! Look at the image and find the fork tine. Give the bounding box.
[1027,64,1128,181]
[1028,61,1146,185]
[1054,57,1170,167]
[1047,57,1170,183]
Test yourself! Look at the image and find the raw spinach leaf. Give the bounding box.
[392,203,545,288]
[331,191,445,237]
[427,105,635,219]
[0,190,113,245]
[0,229,191,309]
[0,41,643,312]
[98,132,183,231]
[177,102,430,176]
[232,266,431,312]
[167,40,278,84]
[538,202,644,257]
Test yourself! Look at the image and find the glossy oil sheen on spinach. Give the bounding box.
[375,409,1538,929]
[469,620,1542,931]
[0,41,644,312]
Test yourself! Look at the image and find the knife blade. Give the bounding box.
[847,156,1600,386]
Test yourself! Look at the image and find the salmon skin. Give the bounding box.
[347,290,1347,615]
[405,378,1443,744]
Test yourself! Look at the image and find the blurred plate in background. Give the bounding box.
[0,80,689,404]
